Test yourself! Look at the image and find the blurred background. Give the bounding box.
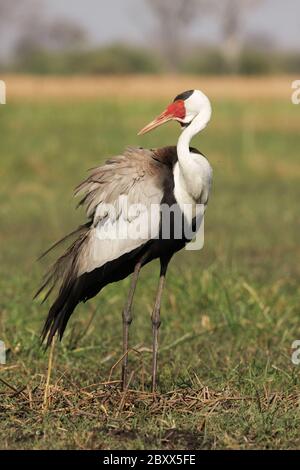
[0,0,299,75]
[1,0,300,450]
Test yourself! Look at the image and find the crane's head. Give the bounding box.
[138,89,211,135]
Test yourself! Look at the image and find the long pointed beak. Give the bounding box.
[138,110,173,136]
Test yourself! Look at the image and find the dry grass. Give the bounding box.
[2,74,296,101]
[1,368,298,450]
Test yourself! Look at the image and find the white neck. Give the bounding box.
[177,103,212,179]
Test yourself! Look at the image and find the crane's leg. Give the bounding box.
[121,259,143,390]
[151,259,169,393]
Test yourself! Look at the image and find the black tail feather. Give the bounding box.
[41,280,80,348]
[39,237,150,349]
[36,223,92,347]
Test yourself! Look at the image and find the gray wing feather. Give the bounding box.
[74,147,165,275]
[75,147,161,219]
[37,147,166,298]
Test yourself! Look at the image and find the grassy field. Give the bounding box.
[1,76,300,449]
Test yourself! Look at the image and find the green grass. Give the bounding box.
[1,95,300,450]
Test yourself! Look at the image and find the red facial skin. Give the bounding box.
[138,99,186,135]
[166,100,186,120]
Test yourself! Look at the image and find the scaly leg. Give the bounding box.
[121,260,142,390]
[151,260,169,393]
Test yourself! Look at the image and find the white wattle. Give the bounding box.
[173,153,212,220]
[174,93,213,223]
